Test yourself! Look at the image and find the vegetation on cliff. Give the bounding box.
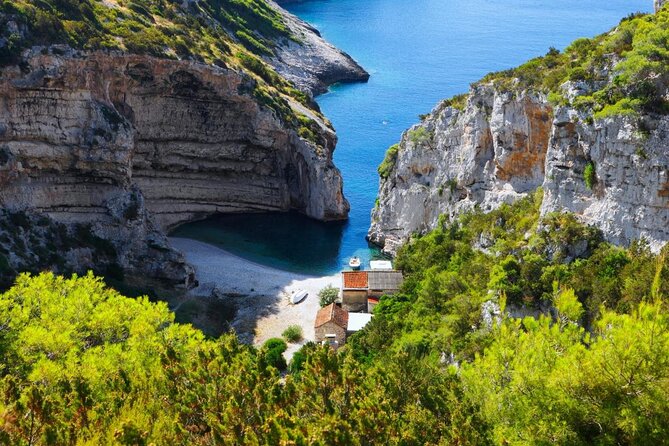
[480,6,669,117]
[0,0,290,62]
[403,2,669,144]
[0,0,327,145]
[479,5,669,117]
[2,193,669,444]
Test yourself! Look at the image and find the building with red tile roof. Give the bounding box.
[341,270,403,312]
[314,303,349,348]
[342,271,368,289]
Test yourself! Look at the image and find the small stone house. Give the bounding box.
[314,303,349,347]
[368,271,404,298]
[341,271,369,312]
[341,270,404,312]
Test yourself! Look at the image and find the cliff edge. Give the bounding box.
[370,8,669,255]
[268,0,369,95]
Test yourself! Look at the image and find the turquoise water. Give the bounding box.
[174,0,651,275]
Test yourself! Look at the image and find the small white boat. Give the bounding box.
[291,289,308,304]
[349,256,361,269]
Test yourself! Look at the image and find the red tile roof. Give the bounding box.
[342,271,368,289]
[314,303,349,329]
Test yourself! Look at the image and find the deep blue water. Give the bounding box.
[174,0,651,275]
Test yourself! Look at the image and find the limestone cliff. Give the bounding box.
[0,47,353,289]
[370,77,669,256]
[268,0,369,95]
[0,0,370,290]
[370,8,669,255]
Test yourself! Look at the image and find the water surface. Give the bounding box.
[175,0,651,274]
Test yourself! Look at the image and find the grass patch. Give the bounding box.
[282,325,303,343]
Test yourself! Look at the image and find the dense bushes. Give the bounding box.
[461,7,669,118]
[2,188,669,444]
[260,337,287,370]
[354,190,669,363]
[462,294,669,445]
[318,284,339,307]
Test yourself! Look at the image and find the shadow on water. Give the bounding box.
[170,211,352,276]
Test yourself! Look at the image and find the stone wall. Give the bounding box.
[315,322,347,346]
[342,290,368,312]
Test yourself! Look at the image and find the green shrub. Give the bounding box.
[584,161,596,190]
[378,144,399,179]
[263,337,287,351]
[282,325,303,343]
[318,285,339,307]
[288,342,316,374]
[407,127,432,146]
[442,93,468,111]
[238,52,281,84]
[261,337,287,371]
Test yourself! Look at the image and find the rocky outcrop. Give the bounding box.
[369,83,669,255]
[657,0,667,13]
[269,1,369,95]
[0,48,349,289]
[369,86,553,254]
[541,102,669,251]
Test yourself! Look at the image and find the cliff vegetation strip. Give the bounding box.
[0,0,328,137]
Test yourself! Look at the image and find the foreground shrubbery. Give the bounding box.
[1,191,669,444]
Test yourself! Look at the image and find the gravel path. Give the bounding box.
[169,238,339,358]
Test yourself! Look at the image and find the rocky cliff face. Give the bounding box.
[0,48,350,289]
[369,83,669,255]
[269,1,369,95]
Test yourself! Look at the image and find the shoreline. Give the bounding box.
[169,237,340,359]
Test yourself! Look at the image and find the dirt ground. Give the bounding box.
[169,238,340,359]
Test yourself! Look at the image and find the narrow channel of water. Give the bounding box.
[173,0,651,274]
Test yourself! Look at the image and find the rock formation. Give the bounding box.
[657,0,667,13]
[268,1,369,95]
[369,82,669,255]
[0,0,370,291]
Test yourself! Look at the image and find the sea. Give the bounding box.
[171,0,651,275]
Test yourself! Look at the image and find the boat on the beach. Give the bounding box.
[349,256,361,269]
[291,289,308,304]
